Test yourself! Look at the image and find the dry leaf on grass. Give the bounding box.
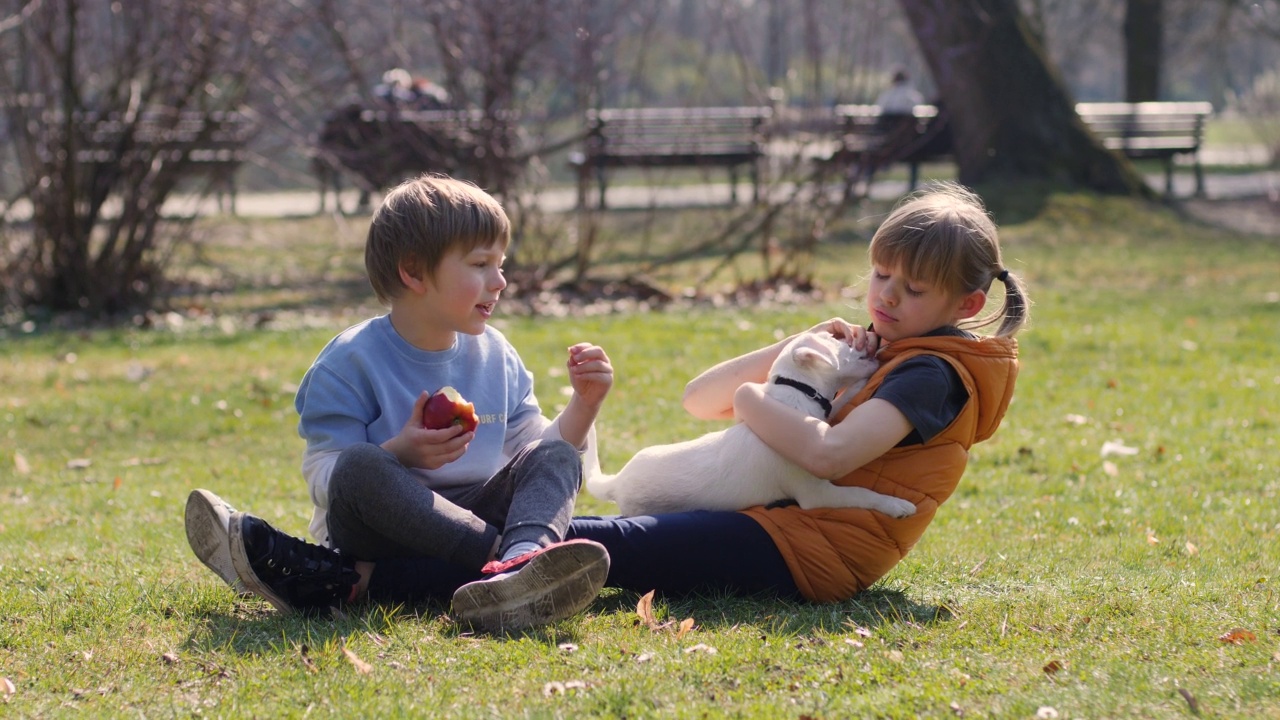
[2,677,15,702]
[636,589,657,627]
[1185,541,1199,556]
[683,643,717,654]
[675,618,695,639]
[1042,660,1064,675]
[1178,688,1200,715]
[13,453,30,475]
[1218,628,1256,645]
[1100,440,1138,457]
[543,680,587,696]
[342,647,373,674]
[299,645,318,673]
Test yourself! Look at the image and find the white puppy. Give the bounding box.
[588,331,917,517]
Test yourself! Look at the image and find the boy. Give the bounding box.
[186,175,613,632]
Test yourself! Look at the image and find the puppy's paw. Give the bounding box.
[879,497,917,518]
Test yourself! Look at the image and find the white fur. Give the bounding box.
[588,331,918,517]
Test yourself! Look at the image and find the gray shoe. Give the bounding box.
[451,539,610,633]
[184,489,247,595]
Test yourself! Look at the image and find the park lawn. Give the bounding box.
[1,193,1278,718]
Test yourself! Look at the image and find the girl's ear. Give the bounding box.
[954,289,987,320]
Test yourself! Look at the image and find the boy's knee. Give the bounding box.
[519,439,583,487]
[331,443,394,496]
[529,438,580,464]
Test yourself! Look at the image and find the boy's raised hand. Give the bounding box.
[381,390,473,470]
[566,342,613,407]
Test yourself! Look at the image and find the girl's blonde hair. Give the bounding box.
[364,174,510,304]
[868,182,1030,337]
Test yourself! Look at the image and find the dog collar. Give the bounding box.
[772,376,833,417]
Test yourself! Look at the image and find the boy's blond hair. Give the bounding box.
[364,174,510,304]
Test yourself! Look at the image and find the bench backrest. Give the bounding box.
[587,106,772,155]
[66,110,252,165]
[1075,101,1211,152]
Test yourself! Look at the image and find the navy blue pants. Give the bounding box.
[365,510,800,604]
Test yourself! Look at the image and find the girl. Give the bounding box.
[568,181,1028,602]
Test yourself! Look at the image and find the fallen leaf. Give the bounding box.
[636,589,657,627]
[542,680,586,695]
[1178,688,1201,715]
[112,477,122,490]
[161,652,179,665]
[635,652,654,663]
[2,677,14,701]
[13,453,30,475]
[1103,460,1119,476]
[683,643,717,654]
[342,646,373,674]
[1042,659,1064,674]
[675,618,695,639]
[1100,440,1139,457]
[299,645,317,673]
[67,458,92,469]
[1218,628,1256,645]
[1185,541,1199,556]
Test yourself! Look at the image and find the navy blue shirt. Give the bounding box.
[870,326,973,446]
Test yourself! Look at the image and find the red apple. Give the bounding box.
[422,386,479,432]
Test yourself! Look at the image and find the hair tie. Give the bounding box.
[996,269,1010,283]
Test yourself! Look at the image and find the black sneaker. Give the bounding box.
[451,539,609,633]
[228,512,360,616]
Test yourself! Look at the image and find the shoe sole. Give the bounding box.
[184,489,246,594]
[451,541,610,633]
[228,512,296,615]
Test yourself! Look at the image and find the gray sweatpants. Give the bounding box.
[325,440,582,571]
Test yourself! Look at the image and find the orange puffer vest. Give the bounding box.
[741,334,1019,602]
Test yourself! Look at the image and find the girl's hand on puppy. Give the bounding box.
[809,318,879,355]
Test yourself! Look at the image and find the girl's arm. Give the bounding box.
[732,383,913,480]
[682,336,792,420]
[683,318,869,420]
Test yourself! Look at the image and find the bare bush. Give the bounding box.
[0,0,272,316]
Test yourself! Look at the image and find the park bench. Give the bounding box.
[23,106,253,212]
[1075,101,1213,197]
[570,106,773,209]
[825,101,1213,197]
[313,105,518,212]
[56,109,253,213]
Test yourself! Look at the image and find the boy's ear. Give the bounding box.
[955,289,987,320]
[398,264,429,295]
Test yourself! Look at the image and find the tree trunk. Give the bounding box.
[897,0,1148,195]
[1124,0,1163,102]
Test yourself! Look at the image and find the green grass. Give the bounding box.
[2,193,1279,717]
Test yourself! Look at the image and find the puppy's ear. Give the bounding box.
[792,345,836,369]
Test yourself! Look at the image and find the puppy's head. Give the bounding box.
[778,331,878,390]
